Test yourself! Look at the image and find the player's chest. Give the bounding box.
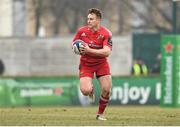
[80,32,105,45]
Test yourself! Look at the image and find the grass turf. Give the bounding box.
[0,105,180,126]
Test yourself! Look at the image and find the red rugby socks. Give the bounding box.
[97,96,109,115]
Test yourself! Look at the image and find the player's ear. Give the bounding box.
[97,18,101,22]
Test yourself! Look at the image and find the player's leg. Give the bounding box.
[79,62,95,102]
[80,77,93,96]
[96,62,112,120]
[96,75,112,120]
[80,77,95,103]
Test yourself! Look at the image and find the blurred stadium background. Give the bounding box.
[0,0,180,125]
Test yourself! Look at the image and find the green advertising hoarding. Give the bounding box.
[0,79,80,107]
[161,35,180,107]
[0,76,161,107]
[93,77,161,105]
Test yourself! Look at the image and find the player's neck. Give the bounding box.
[91,24,100,32]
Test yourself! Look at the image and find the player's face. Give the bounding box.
[87,13,100,30]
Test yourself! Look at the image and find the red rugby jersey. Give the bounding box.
[72,26,112,65]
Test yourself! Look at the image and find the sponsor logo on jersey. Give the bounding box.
[89,41,103,48]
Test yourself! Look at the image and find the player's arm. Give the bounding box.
[80,44,111,57]
[80,35,112,57]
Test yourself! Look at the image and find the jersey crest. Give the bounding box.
[97,35,104,40]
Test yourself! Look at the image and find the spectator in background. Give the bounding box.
[0,59,5,75]
[151,54,161,74]
[131,58,148,76]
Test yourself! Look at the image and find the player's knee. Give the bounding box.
[102,88,110,97]
[80,87,93,96]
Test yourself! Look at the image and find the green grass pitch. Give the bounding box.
[0,105,180,126]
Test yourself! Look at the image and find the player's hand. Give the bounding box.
[80,43,89,55]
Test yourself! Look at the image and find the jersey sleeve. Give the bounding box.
[103,32,112,50]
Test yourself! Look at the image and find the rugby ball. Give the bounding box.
[72,40,85,55]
